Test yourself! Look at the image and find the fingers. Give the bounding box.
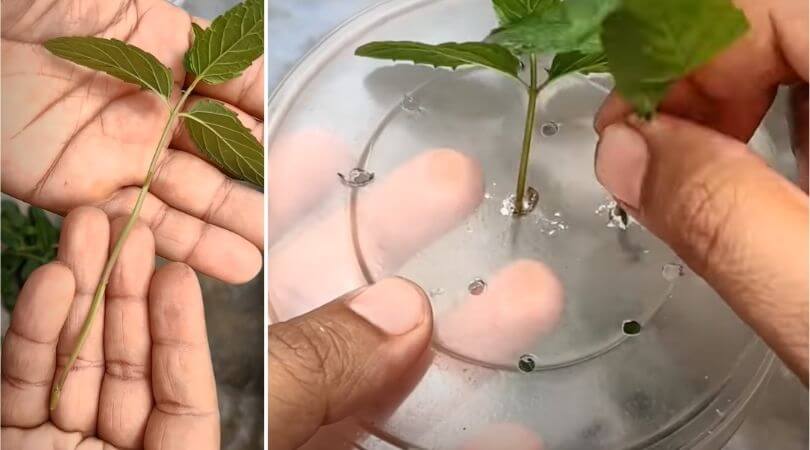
[51,207,110,434]
[594,81,775,142]
[97,218,155,449]
[457,423,544,450]
[1,263,75,427]
[151,147,264,248]
[595,114,808,380]
[268,148,484,320]
[269,277,433,450]
[436,260,564,367]
[99,187,262,284]
[595,0,808,141]
[268,130,353,245]
[145,263,219,450]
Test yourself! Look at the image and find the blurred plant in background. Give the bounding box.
[1,200,60,311]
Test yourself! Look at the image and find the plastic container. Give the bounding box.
[268,1,796,448]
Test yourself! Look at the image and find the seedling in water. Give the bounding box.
[43,0,264,410]
[355,0,748,215]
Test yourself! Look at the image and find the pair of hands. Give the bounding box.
[269,0,808,448]
[2,0,264,448]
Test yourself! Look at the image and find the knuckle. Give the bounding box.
[269,317,357,395]
[665,162,746,273]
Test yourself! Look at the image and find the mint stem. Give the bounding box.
[49,78,201,411]
[514,54,539,215]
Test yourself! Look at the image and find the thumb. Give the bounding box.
[268,277,433,450]
[595,114,808,381]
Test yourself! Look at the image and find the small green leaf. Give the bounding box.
[548,50,609,82]
[601,0,749,117]
[355,41,522,80]
[184,0,264,84]
[43,37,173,100]
[492,0,560,25]
[489,0,620,55]
[183,100,263,187]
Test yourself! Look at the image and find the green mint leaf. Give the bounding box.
[355,41,521,80]
[184,0,264,84]
[492,0,560,26]
[183,100,264,188]
[547,50,609,82]
[601,0,749,116]
[43,37,173,100]
[489,0,619,55]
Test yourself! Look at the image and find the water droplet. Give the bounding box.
[553,211,561,217]
[467,278,486,295]
[401,93,421,112]
[518,354,537,373]
[540,121,560,137]
[662,263,685,281]
[428,288,446,297]
[484,192,493,200]
[622,320,642,336]
[607,205,629,230]
[338,168,375,187]
[500,187,539,216]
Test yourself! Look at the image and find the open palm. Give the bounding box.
[1,0,264,283]
[2,208,219,450]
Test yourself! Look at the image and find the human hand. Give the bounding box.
[1,207,219,449]
[593,0,808,380]
[1,0,263,284]
[268,133,562,449]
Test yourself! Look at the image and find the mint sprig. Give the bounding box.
[354,0,749,211]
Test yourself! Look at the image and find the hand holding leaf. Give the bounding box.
[40,0,265,410]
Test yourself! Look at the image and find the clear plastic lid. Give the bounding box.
[268,0,793,448]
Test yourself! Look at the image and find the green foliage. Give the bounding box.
[184,0,264,84]
[492,0,560,26]
[184,100,264,188]
[43,0,265,187]
[1,201,60,312]
[43,37,173,100]
[488,0,620,55]
[601,0,748,117]
[548,50,608,82]
[355,41,522,80]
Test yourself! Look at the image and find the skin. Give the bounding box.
[1,0,265,284]
[1,208,219,450]
[269,0,808,448]
[594,0,808,380]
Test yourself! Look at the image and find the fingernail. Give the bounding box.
[347,277,427,335]
[595,123,649,209]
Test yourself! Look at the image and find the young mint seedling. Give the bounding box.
[43,0,264,410]
[355,0,748,214]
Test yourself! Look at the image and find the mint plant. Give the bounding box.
[1,201,60,312]
[356,0,748,214]
[43,0,263,410]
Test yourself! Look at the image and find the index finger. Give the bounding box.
[145,263,219,450]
